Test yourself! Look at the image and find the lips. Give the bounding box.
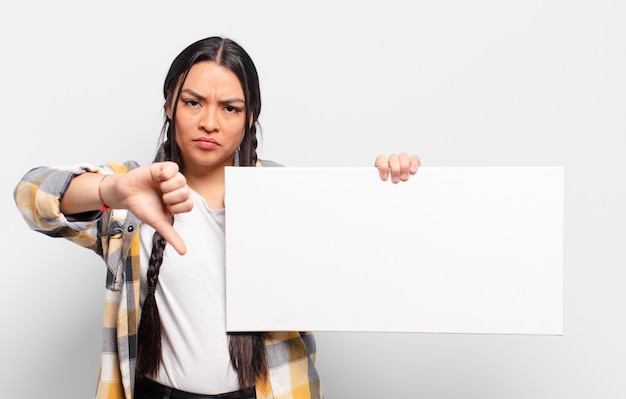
[193,137,220,149]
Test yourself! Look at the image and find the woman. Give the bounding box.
[14,36,420,399]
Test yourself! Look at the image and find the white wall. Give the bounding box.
[1,1,624,398]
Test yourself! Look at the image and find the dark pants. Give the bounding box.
[134,379,256,399]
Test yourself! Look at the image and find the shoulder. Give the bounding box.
[259,159,284,167]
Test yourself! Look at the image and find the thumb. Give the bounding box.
[151,219,187,255]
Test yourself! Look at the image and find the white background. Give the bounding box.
[1,1,624,398]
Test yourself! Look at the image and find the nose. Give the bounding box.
[198,106,218,133]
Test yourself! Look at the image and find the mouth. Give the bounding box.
[193,137,221,149]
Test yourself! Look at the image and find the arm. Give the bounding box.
[15,161,193,255]
[14,163,125,252]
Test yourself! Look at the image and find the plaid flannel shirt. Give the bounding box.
[14,160,323,399]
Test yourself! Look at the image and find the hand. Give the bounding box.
[375,152,420,183]
[102,162,193,255]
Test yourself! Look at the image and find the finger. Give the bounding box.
[167,200,194,215]
[399,152,410,181]
[162,190,193,209]
[374,155,390,181]
[159,172,188,196]
[388,154,401,183]
[162,190,194,214]
[152,219,188,255]
[153,161,180,183]
[410,155,421,174]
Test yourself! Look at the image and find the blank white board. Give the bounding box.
[224,167,563,335]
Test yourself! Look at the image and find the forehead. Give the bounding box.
[181,61,244,96]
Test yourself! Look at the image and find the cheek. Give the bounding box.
[174,117,193,136]
[235,129,246,147]
[226,122,246,144]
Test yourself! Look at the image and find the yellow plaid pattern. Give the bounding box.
[14,161,323,399]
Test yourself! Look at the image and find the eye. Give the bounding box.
[183,99,201,107]
[224,105,242,113]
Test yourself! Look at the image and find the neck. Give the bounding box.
[184,163,229,210]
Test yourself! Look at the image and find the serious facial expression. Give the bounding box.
[169,61,247,174]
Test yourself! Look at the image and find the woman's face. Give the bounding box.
[169,61,247,174]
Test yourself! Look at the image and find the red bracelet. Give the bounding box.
[98,175,110,212]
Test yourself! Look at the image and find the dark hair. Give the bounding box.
[136,36,267,390]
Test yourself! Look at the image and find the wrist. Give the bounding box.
[98,173,119,211]
[98,176,111,211]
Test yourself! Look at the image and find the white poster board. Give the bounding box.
[225,167,563,335]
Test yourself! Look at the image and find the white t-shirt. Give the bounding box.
[139,188,240,394]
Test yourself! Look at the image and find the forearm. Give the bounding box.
[60,172,123,215]
[15,161,136,229]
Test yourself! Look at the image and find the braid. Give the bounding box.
[249,127,259,166]
[136,229,168,378]
[227,122,267,390]
[229,333,268,390]
[238,124,259,167]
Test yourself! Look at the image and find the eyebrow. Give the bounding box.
[181,88,245,104]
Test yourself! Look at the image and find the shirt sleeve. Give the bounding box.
[13,161,137,253]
